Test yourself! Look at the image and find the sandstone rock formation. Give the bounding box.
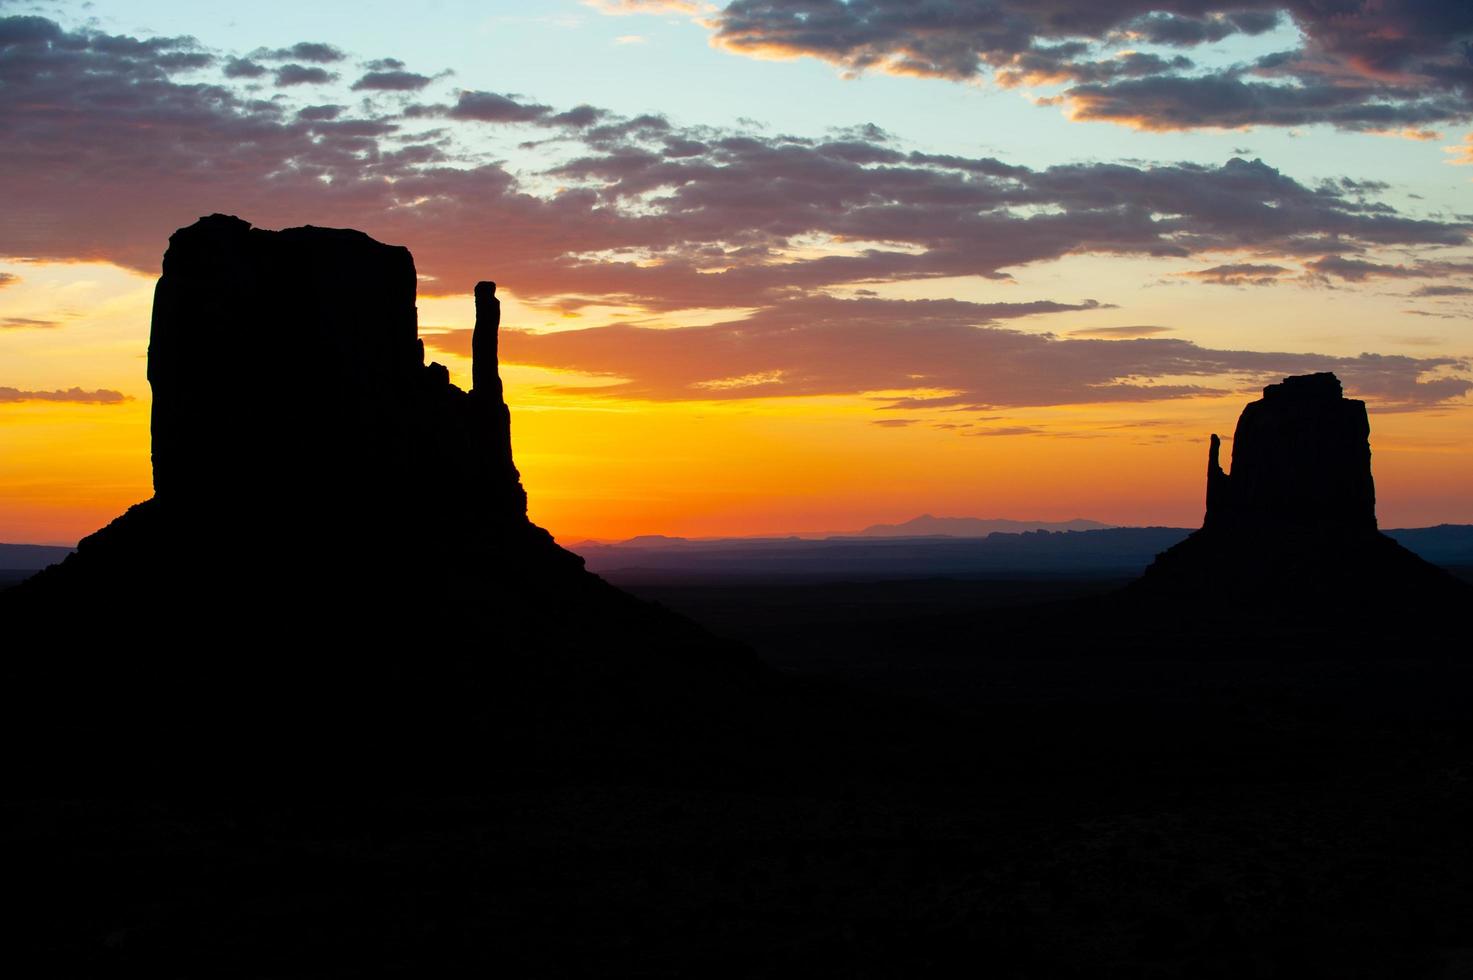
[144,214,532,564]
[1,215,773,787]
[1134,372,1466,621]
[1202,373,1376,535]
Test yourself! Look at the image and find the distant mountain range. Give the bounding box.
[0,543,73,571]
[6,522,1472,584]
[857,515,1112,537]
[569,522,1473,584]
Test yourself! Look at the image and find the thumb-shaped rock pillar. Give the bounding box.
[473,280,500,398]
[470,279,526,519]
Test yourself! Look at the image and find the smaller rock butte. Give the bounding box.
[1135,371,1463,616]
[1204,373,1376,535]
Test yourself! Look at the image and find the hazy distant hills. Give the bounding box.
[858,514,1112,537]
[5,522,1471,586]
[1382,524,1473,568]
[0,542,72,574]
[573,522,1473,584]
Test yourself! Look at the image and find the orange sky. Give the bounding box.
[2,263,1468,545]
[2,4,1471,544]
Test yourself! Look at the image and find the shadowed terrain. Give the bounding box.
[5,220,1473,978]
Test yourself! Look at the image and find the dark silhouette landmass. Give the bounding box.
[1132,372,1468,620]
[7,224,1473,978]
[0,214,810,788]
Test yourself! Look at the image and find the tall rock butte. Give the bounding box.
[1134,372,1465,617]
[2,215,769,785]
[145,214,529,559]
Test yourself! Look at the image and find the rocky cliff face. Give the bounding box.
[1203,373,1376,535]
[1135,372,1463,618]
[147,214,529,560]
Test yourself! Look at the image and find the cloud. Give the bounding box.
[690,2,1473,134]
[1305,255,1473,283]
[254,42,346,63]
[1056,73,1470,134]
[966,426,1048,437]
[274,64,336,86]
[0,386,130,404]
[351,70,433,91]
[871,418,920,427]
[1180,262,1292,286]
[1410,284,1473,297]
[3,13,1467,317]
[424,295,1472,410]
[1,316,59,328]
[2,12,1470,418]
[0,272,16,288]
[447,90,554,122]
[223,56,266,78]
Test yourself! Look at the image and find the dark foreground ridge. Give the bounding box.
[7,225,1473,978]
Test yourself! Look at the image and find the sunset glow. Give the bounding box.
[3,1,1470,544]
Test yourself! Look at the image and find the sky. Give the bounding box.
[2,0,1471,544]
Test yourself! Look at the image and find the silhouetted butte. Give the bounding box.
[1133,372,1467,625]
[1,215,803,787]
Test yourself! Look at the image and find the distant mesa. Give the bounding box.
[1133,372,1468,617]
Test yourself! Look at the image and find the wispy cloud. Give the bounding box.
[1067,325,1172,339]
[1179,263,1292,287]
[584,0,712,15]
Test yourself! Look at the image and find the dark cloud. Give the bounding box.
[447,90,553,123]
[365,57,406,71]
[689,2,1473,133]
[552,104,609,128]
[0,386,129,403]
[3,13,1470,415]
[2,14,1466,316]
[274,64,336,86]
[255,42,345,63]
[351,70,433,91]
[0,272,16,288]
[223,56,267,78]
[1126,11,1278,47]
[1410,284,1473,297]
[296,104,343,121]
[2,317,59,328]
[1181,262,1291,285]
[1305,255,1473,282]
[1057,72,1468,133]
[871,418,920,427]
